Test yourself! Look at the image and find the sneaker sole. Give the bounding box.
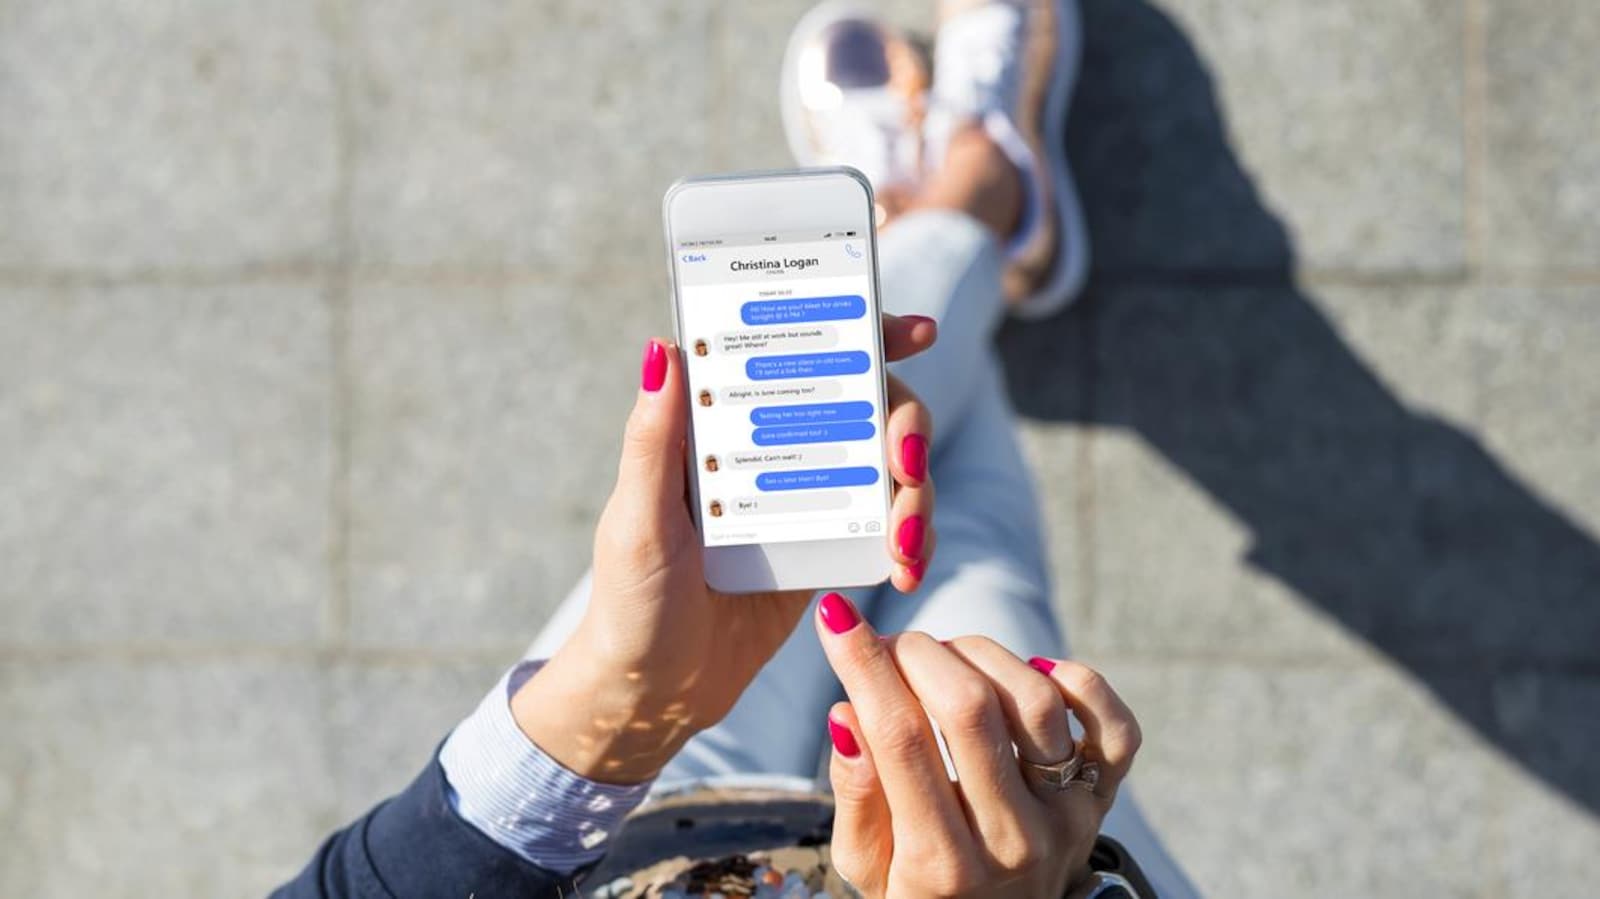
[1011,0,1089,320]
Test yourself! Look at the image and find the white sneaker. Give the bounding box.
[926,0,1089,318]
[780,2,929,196]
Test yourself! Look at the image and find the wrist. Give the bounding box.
[510,632,694,785]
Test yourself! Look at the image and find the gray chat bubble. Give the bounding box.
[716,325,840,356]
[718,380,845,405]
[729,490,853,515]
[726,446,850,471]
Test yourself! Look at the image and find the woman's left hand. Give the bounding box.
[816,592,1142,898]
[513,314,938,785]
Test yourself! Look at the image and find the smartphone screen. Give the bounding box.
[675,229,888,548]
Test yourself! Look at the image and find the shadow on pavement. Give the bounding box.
[999,0,1600,816]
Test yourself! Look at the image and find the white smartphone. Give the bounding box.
[663,167,895,594]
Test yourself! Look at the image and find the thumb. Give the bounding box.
[615,338,688,521]
[827,702,891,896]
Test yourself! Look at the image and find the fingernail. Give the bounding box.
[640,339,667,392]
[828,714,861,758]
[901,434,928,483]
[818,592,861,634]
[905,559,925,581]
[896,515,926,560]
[1028,656,1057,676]
[902,314,937,328]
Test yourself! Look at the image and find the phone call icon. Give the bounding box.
[843,242,862,259]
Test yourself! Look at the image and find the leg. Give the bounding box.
[908,126,1026,248]
[876,208,1009,443]
[874,365,1199,899]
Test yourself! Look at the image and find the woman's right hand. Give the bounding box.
[815,592,1142,898]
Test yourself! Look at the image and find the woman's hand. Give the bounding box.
[815,593,1141,898]
[513,315,938,785]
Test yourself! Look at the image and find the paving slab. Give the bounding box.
[1311,284,1482,427]
[324,658,505,820]
[0,284,332,646]
[1097,659,1496,899]
[347,0,715,280]
[0,0,337,272]
[0,658,333,898]
[1495,779,1600,899]
[1052,283,1449,659]
[1295,284,1600,668]
[1081,429,1369,660]
[1471,286,1600,534]
[1397,287,1600,671]
[1490,672,1600,888]
[346,278,658,650]
[1041,282,1600,666]
[1069,0,1464,275]
[712,0,815,171]
[1481,0,1600,269]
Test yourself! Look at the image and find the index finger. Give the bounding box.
[814,593,977,865]
[882,313,937,363]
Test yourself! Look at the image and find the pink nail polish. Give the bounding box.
[1028,656,1057,676]
[905,559,926,582]
[818,592,861,634]
[828,714,861,758]
[640,340,667,392]
[901,434,928,483]
[896,515,925,560]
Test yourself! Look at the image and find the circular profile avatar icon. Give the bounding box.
[708,500,724,518]
[704,455,720,473]
[693,339,709,357]
[698,389,714,407]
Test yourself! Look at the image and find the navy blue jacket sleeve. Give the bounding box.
[273,754,589,899]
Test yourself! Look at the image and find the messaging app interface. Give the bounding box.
[676,232,888,547]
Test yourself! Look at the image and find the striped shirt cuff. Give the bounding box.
[438,661,654,875]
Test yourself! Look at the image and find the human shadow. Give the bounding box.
[999,0,1600,815]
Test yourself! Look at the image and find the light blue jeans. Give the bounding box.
[530,211,1199,898]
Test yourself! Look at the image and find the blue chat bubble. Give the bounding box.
[751,421,877,447]
[756,466,881,492]
[746,351,870,381]
[749,401,874,426]
[742,295,867,326]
